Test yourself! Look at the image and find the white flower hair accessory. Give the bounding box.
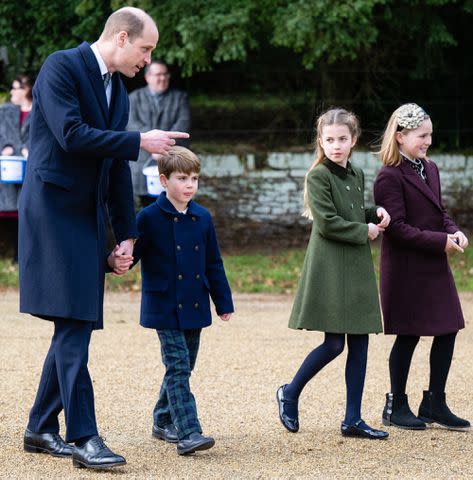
[396,103,427,130]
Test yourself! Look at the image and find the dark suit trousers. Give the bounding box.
[27,318,98,443]
[153,329,202,440]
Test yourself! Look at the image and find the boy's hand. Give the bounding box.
[219,313,231,321]
[108,245,133,276]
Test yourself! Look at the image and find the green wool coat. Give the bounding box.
[289,158,383,334]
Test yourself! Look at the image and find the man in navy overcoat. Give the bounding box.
[19,6,188,470]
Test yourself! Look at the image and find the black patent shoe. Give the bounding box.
[72,436,126,469]
[177,432,215,455]
[24,429,73,457]
[276,385,299,433]
[341,420,389,440]
[152,423,178,443]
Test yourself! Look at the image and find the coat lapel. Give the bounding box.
[400,160,442,211]
[78,42,109,123]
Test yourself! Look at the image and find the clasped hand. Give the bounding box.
[445,231,468,254]
[368,207,391,241]
[107,240,134,275]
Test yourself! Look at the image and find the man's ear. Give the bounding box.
[116,31,128,48]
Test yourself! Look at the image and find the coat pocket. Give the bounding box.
[36,168,74,191]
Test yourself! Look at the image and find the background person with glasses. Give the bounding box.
[128,60,191,208]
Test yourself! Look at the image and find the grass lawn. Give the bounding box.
[2,245,473,293]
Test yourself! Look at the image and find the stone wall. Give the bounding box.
[196,151,473,249]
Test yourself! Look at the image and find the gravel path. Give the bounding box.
[1,291,472,479]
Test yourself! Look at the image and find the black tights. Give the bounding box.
[389,333,457,394]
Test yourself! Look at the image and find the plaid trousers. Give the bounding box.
[153,328,202,440]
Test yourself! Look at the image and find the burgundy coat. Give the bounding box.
[373,159,464,336]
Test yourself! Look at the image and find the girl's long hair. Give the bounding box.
[302,108,360,219]
[378,105,430,167]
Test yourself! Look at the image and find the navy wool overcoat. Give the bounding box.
[19,42,141,328]
[133,192,234,330]
[373,159,464,336]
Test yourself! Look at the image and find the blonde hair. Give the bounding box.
[378,104,430,167]
[156,146,201,178]
[302,108,361,219]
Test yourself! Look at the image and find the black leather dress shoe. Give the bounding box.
[341,420,389,440]
[24,429,73,457]
[152,423,178,443]
[276,385,299,433]
[72,436,126,469]
[177,432,215,455]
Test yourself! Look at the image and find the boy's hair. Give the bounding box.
[156,146,201,177]
[302,108,361,219]
[377,103,430,167]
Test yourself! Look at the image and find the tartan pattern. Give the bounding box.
[153,329,202,439]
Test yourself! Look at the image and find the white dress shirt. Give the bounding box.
[90,42,112,106]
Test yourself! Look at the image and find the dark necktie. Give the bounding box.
[102,72,111,90]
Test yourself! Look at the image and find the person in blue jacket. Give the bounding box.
[109,146,234,455]
[19,7,189,470]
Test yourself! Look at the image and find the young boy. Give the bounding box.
[108,146,233,455]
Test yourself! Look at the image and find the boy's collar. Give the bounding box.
[156,191,202,216]
[321,157,356,179]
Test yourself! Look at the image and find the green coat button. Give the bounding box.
[357,187,361,192]
[346,185,350,191]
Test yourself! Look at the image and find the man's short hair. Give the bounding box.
[157,147,201,178]
[144,60,169,75]
[102,7,152,42]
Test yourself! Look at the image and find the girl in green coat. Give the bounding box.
[276,109,390,440]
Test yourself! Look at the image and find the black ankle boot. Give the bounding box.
[382,393,426,430]
[418,391,470,431]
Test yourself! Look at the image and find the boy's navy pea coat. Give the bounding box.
[134,192,234,330]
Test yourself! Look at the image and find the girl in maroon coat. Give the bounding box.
[373,103,470,431]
